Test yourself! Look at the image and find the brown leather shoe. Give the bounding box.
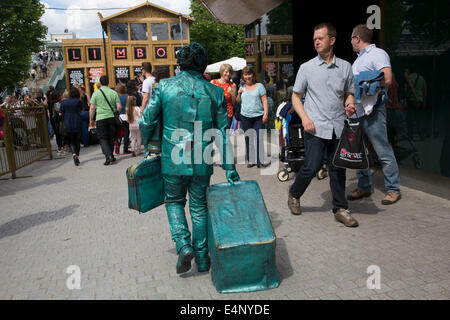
[334,209,359,227]
[381,192,401,205]
[347,189,371,201]
[288,187,302,215]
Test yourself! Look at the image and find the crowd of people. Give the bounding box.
[2,23,401,232]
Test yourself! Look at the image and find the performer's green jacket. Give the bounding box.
[139,70,235,176]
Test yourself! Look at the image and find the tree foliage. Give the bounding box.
[0,0,47,91]
[189,0,245,64]
[266,0,292,35]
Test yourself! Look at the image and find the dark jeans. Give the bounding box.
[67,131,81,156]
[290,131,348,213]
[80,111,89,147]
[227,116,233,129]
[119,121,130,152]
[96,117,117,159]
[50,116,63,149]
[240,114,265,165]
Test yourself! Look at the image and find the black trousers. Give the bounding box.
[67,131,81,156]
[50,116,63,149]
[290,131,348,214]
[119,121,130,151]
[96,118,116,159]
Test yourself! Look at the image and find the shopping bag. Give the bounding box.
[332,120,369,170]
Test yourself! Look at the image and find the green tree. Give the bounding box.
[266,0,292,35]
[0,0,47,91]
[189,0,245,64]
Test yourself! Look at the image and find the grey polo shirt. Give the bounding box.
[293,54,355,139]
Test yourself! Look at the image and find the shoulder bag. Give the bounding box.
[99,88,122,129]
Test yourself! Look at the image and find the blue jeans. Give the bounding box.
[356,106,400,193]
[290,131,348,213]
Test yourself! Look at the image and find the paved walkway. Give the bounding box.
[0,139,449,300]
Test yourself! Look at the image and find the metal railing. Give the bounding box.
[0,102,52,178]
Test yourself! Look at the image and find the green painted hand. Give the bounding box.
[226,169,240,184]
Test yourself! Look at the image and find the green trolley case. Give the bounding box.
[126,156,164,213]
[206,180,279,293]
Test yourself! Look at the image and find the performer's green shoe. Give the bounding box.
[176,245,194,274]
[195,253,211,273]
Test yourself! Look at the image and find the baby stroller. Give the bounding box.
[276,101,305,182]
[276,101,328,182]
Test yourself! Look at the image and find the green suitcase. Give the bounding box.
[207,180,279,293]
[127,156,165,213]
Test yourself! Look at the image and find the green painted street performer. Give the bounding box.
[139,42,240,274]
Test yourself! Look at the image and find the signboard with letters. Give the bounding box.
[68,68,85,86]
[281,44,293,56]
[115,66,130,85]
[280,62,294,79]
[88,48,101,60]
[88,67,105,93]
[114,47,128,60]
[68,49,82,62]
[133,66,143,78]
[134,47,146,59]
[155,47,167,59]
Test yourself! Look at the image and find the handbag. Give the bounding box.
[99,88,122,129]
[332,119,369,170]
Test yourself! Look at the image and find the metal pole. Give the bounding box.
[101,22,110,82]
[179,14,183,47]
[257,20,263,82]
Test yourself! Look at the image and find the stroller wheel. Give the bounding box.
[317,165,328,180]
[277,170,289,182]
[287,167,293,173]
[414,157,423,169]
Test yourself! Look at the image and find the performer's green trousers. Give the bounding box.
[163,174,211,258]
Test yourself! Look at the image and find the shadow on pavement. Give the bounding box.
[0,204,79,239]
[0,176,66,197]
[276,238,293,283]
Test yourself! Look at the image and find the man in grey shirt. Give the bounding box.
[288,23,359,228]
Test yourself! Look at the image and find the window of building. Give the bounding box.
[130,23,148,40]
[151,23,169,41]
[245,26,255,38]
[110,23,129,41]
[170,22,188,41]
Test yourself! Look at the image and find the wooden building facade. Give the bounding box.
[62,1,193,95]
[244,22,294,84]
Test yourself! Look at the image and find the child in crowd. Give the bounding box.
[126,95,142,157]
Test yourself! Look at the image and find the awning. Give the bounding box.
[199,0,284,25]
[205,57,247,73]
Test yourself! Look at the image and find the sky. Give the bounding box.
[40,0,191,39]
